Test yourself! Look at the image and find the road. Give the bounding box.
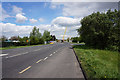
[1,42,84,79]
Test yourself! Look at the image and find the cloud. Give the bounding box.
[51,0,120,2]
[39,18,44,22]
[12,5,23,14]
[1,22,79,39]
[50,2,118,17]
[16,14,28,23]
[12,6,28,23]
[3,16,81,39]
[0,4,11,21]
[29,18,38,23]
[2,0,120,2]
[1,23,33,37]
[52,17,81,27]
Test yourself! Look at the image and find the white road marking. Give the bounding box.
[53,52,55,54]
[0,54,8,57]
[49,54,53,56]
[5,52,29,58]
[34,49,41,51]
[44,57,48,60]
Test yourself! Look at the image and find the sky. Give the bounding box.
[0,1,118,39]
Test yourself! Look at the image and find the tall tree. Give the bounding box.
[77,9,119,50]
[30,26,42,45]
[43,30,51,43]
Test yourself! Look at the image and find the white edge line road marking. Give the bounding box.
[53,52,55,54]
[19,66,31,74]
[49,54,53,56]
[0,54,8,56]
[5,52,29,58]
[36,59,42,63]
[44,57,48,60]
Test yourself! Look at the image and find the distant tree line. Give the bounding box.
[71,37,82,43]
[77,9,120,51]
[1,26,56,47]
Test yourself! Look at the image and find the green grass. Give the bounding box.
[0,44,47,50]
[73,45,119,78]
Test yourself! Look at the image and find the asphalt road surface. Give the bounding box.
[1,42,84,78]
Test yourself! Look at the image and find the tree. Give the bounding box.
[0,36,7,42]
[10,36,19,41]
[42,30,51,43]
[67,37,70,42]
[71,37,79,43]
[30,26,42,45]
[77,9,119,50]
[50,35,56,41]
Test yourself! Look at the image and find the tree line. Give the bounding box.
[77,9,120,51]
[1,26,56,47]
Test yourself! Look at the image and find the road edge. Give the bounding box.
[72,47,87,80]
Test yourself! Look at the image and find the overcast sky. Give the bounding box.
[0,2,118,39]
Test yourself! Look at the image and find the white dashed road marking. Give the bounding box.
[44,57,48,60]
[49,54,53,56]
[0,54,8,57]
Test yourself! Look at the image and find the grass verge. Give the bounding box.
[73,45,119,78]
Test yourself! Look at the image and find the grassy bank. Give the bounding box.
[0,44,47,50]
[73,45,119,78]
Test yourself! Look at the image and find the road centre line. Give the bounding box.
[36,59,42,63]
[19,66,31,74]
[49,54,53,56]
[44,57,48,60]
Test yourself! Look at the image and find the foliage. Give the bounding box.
[71,37,82,43]
[42,30,52,43]
[10,36,19,41]
[30,26,42,45]
[67,37,70,42]
[50,35,56,41]
[0,36,8,42]
[77,9,120,51]
[18,36,29,46]
[71,37,79,43]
